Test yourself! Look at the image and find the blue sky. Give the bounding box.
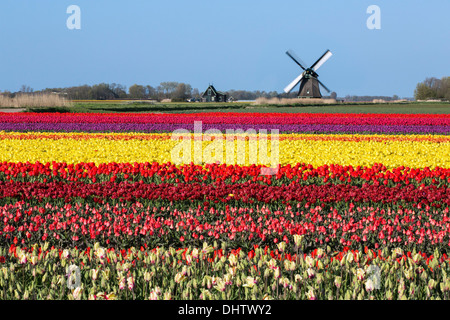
[0,0,449,98]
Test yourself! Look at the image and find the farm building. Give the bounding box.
[201,85,227,102]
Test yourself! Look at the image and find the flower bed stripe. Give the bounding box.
[1,131,450,143]
[2,243,449,300]
[1,112,450,125]
[1,122,449,134]
[1,133,449,168]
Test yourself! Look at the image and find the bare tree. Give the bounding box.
[159,82,179,97]
[192,88,200,100]
[19,85,33,93]
[172,83,192,101]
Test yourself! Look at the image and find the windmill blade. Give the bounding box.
[317,79,331,93]
[284,73,303,93]
[311,50,333,72]
[286,49,307,70]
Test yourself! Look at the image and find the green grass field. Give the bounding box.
[24,101,450,114]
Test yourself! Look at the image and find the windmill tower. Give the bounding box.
[284,49,333,98]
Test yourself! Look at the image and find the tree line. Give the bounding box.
[414,77,450,101]
[3,81,430,102]
[0,82,341,102]
[0,82,196,102]
[342,95,402,102]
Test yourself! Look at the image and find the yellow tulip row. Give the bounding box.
[0,132,449,169]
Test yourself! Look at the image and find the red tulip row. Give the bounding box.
[0,180,449,207]
[1,161,450,187]
[1,200,450,254]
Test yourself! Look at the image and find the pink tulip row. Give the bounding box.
[2,200,450,254]
[1,112,450,126]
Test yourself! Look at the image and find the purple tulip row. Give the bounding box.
[0,122,449,134]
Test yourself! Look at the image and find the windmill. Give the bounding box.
[284,49,333,98]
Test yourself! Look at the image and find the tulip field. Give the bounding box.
[1,111,450,300]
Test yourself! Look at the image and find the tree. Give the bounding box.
[268,91,278,98]
[424,77,441,93]
[19,85,33,93]
[66,85,91,100]
[414,83,435,100]
[172,83,192,101]
[156,85,165,101]
[192,88,200,100]
[414,76,450,100]
[415,77,439,100]
[159,82,179,98]
[0,90,13,98]
[90,83,116,100]
[146,85,157,100]
[128,84,147,99]
[110,83,128,99]
[438,77,450,101]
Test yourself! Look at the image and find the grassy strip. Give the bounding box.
[23,101,450,114]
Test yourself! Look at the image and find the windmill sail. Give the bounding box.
[311,50,332,72]
[284,73,304,93]
[317,79,331,93]
[286,50,307,70]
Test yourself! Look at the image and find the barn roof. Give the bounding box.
[201,85,226,97]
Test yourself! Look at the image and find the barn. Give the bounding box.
[201,85,227,102]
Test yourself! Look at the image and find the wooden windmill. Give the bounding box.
[284,49,333,98]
